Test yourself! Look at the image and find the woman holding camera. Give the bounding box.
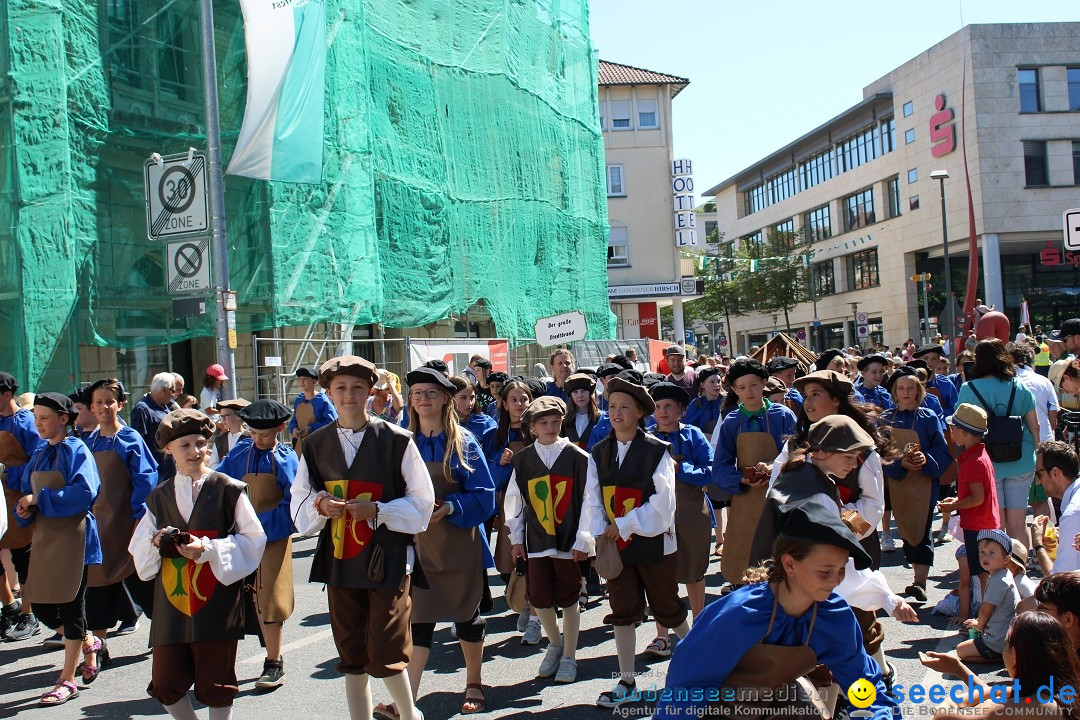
[880,367,952,600]
[129,409,266,720]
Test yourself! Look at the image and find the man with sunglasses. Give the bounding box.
[1034,571,1080,654]
[1031,441,1080,574]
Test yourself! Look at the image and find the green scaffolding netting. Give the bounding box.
[0,0,613,390]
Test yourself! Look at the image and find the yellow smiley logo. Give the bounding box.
[847,678,876,708]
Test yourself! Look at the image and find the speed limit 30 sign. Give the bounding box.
[144,152,209,240]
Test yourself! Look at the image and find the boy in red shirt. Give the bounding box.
[938,403,999,591]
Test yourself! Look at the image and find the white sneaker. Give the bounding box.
[538,644,563,678]
[880,533,897,552]
[521,619,542,645]
[516,605,532,633]
[554,657,578,684]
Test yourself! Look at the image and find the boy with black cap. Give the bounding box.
[683,366,724,435]
[208,398,250,467]
[217,399,297,690]
[913,344,958,415]
[505,395,591,684]
[855,354,893,410]
[14,392,102,706]
[288,367,338,451]
[711,358,797,586]
[0,370,43,641]
[289,355,434,720]
[129,409,266,720]
[483,371,509,418]
[593,362,623,412]
[765,356,803,413]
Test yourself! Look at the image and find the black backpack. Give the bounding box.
[966,380,1024,463]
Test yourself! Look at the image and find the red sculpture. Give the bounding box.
[974,306,1010,342]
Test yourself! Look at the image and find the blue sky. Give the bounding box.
[589,1,1078,195]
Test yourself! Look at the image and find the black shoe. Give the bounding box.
[5,613,40,642]
[904,584,927,602]
[256,659,285,690]
[0,600,21,639]
[881,661,897,695]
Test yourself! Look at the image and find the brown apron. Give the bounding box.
[0,430,32,549]
[493,438,525,574]
[87,447,136,587]
[412,461,484,623]
[724,593,829,718]
[294,400,316,456]
[887,427,933,546]
[722,426,778,585]
[24,470,86,605]
[242,452,294,623]
[673,453,711,584]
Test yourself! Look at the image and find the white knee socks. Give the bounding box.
[562,603,581,659]
[384,671,419,720]
[535,607,562,647]
[207,705,233,720]
[162,697,199,720]
[613,625,637,684]
[344,674,372,720]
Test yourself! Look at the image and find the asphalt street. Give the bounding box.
[0,516,1022,719]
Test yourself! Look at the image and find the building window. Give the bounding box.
[804,205,831,244]
[909,195,920,211]
[598,99,605,130]
[837,124,882,173]
[842,187,876,232]
[766,166,799,205]
[880,117,896,154]
[772,218,795,248]
[799,147,835,191]
[740,230,763,255]
[606,165,625,196]
[887,177,901,218]
[608,226,629,266]
[903,101,914,117]
[704,220,719,242]
[107,0,143,89]
[744,183,768,215]
[157,11,198,101]
[907,168,918,184]
[813,261,835,297]
[1070,68,1080,112]
[847,248,880,290]
[1019,68,1041,113]
[904,128,916,145]
[637,98,658,128]
[610,100,632,130]
[1073,142,1080,186]
[1024,141,1049,187]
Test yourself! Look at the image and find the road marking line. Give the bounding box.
[240,627,335,664]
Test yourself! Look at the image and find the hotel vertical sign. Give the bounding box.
[672,159,698,247]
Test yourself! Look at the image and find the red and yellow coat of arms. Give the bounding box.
[325,480,383,560]
[602,486,643,550]
[160,530,218,617]
[527,474,573,536]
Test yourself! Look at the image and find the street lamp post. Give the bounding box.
[930,169,955,363]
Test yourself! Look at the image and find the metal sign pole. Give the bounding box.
[199,0,236,398]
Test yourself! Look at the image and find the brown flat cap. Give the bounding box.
[807,415,874,453]
[564,373,596,395]
[319,355,378,388]
[764,377,788,395]
[523,396,566,424]
[156,409,216,448]
[217,398,251,411]
[605,376,655,414]
[793,369,853,398]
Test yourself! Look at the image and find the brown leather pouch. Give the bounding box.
[841,509,872,537]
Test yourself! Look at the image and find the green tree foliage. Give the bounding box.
[734,228,809,335]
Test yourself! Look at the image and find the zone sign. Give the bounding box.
[145,153,209,239]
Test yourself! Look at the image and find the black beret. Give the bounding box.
[777,499,873,571]
[905,359,929,372]
[34,391,75,418]
[86,378,126,403]
[68,388,89,407]
[422,359,449,374]
[697,366,722,383]
[726,358,769,386]
[295,367,318,380]
[564,373,595,394]
[649,381,690,406]
[614,369,644,385]
[319,355,378,388]
[523,378,547,398]
[595,363,624,379]
[156,409,216,448]
[486,371,509,385]
[610,355,633,370]
[884,365,920,394]
[238,399,292,430]
[856,354,888,371]
[0,372,17,393]
[766,356,800,373]
[815,349,844,370]
[642,372,666,388]
[406,368,457,393]
[913,344,945,358]
[474,358,493,370]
